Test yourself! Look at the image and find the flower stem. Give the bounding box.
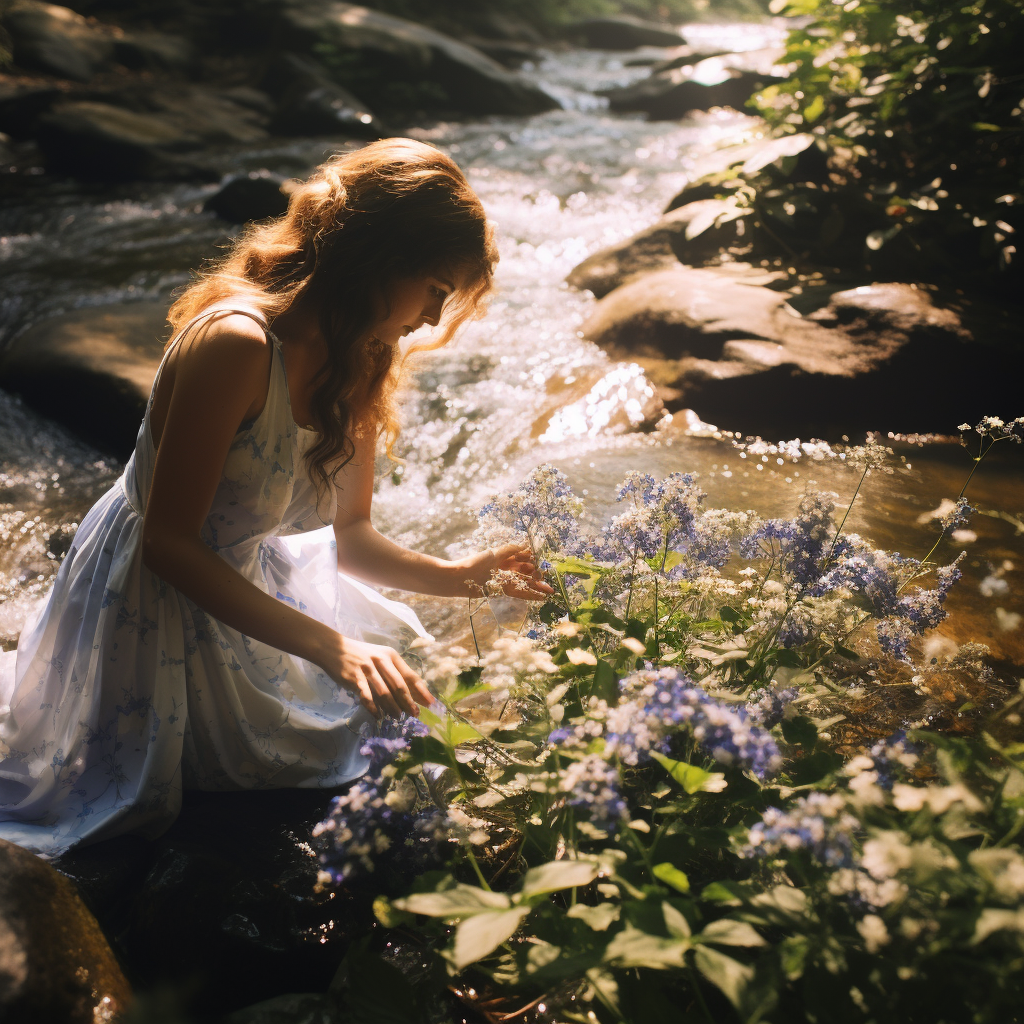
[465,846,492,891]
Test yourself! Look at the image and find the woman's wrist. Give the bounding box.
[300,620,343,667]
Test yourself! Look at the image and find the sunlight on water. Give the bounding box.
[0,35,1020,661]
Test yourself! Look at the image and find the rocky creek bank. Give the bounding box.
[566,133,1023,438]
[0,0,560,182]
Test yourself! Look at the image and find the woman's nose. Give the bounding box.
[422,294,444,326]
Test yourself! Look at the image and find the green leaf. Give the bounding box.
[333,940,422,1024]
[567,902,621,931]
[699,918,767,947]
[603,925,690,969]
[651,751,727,794]
[803,94,825,122]
[693,945,755,1012]
[779,934,810,980]
[520,858,601,899]
[592,658,620,703]
[450,907,532,970]
[781,715,818,749]
[393,883,510,919]
[700,881,746,906]
[652,862,691,894]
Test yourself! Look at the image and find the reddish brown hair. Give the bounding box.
[168,138,498,493]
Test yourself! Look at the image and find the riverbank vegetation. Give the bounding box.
[314,420,1024,1024]
[680,0,1022,297]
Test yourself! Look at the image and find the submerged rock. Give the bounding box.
[0,301,170,456]
[111,29,195,74]
[580,267,1023,435]
[0,838,132,1023]
[264,1,558,116]
[3,1,113,82]
[563,15,684,49]
[206,170,290,223]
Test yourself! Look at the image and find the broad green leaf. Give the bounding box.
[520,858,601,899]
[567,902,621,931]
[652,862,691,894]
[700,881,745,906]
[740,132,814,174]
[373,896,412,929]
[651,752,727,794]
[700,919,767,947]
[693,945,755,1012]
[450,906,532,969]
[662,901,692,939]
[603,924,690,969]
[394,883,510,919]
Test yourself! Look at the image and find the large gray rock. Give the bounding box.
[602,63,766,119]
[112,29,195,73]
[567,199,749,297]
[0,301,169,456]
[2,1,113,82]
[35,85,269,179]
[266,1,558,115]
[206,170,290,223]
[581,268,1022,435]
[563,15,685,49]
[0,839,132,1023]
[262,54,383,138]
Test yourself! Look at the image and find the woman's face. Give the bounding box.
[370,273,455,347]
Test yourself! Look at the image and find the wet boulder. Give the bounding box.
[602,63,766,119]
[2,1,113,82]
[0,300,169,457]
[35,85,269,180]
[262,54,383,139]
[112,29,195,73]
[265,1,558,116]
[563,15,684,49]
[567,199,749,297]
[581,267,1024,436]
[0,84,65,139]
[0,838,132,1023]
[206,170,290,223]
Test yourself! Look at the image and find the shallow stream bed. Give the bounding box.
[1,26,1021,665]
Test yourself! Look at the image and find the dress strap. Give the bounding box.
[145,306,279,418]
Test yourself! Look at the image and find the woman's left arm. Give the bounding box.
[331,430,551,600]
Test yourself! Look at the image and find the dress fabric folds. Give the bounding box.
[0,308,429,858]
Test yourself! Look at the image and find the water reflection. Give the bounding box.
[0,37,1019,665]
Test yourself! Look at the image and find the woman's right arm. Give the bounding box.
[141,315,432,719]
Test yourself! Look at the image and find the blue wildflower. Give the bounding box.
[740,792,858,867]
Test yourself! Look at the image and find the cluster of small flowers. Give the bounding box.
[730,436,892,470]
[605,668,782,779]
[745,686,798,728]
[740,792,859,867]
[559,753,627,831]
[867,731,919,788]
[314,717,447,886]
[479,635,558,699]
[477,465,584,552]
[959,416,1024,442]
[603,471,707,562]
[740,493,837,587]
[940,497,974,533]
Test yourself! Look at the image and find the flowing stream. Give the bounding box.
[1,25,1022,664]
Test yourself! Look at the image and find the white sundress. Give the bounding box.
[0,307,430,859]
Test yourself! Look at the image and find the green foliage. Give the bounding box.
[686,0,1023,293]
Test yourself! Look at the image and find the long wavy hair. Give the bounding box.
[167,138,498,494]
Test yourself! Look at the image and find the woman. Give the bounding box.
[0,138,549,859]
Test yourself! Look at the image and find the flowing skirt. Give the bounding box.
[0,479,430,859]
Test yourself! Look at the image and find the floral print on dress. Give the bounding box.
[0,308,430,859]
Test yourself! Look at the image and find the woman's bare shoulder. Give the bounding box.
[175,304,272,357]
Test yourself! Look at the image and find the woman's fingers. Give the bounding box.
[350,667,378,718]
[391,653,435,706]
[366,666,403,719]
[374,656,419,716]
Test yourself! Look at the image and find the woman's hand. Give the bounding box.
[324,634,435,719]
[458,543,555,601]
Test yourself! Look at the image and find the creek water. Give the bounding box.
[1,24,1022,664]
